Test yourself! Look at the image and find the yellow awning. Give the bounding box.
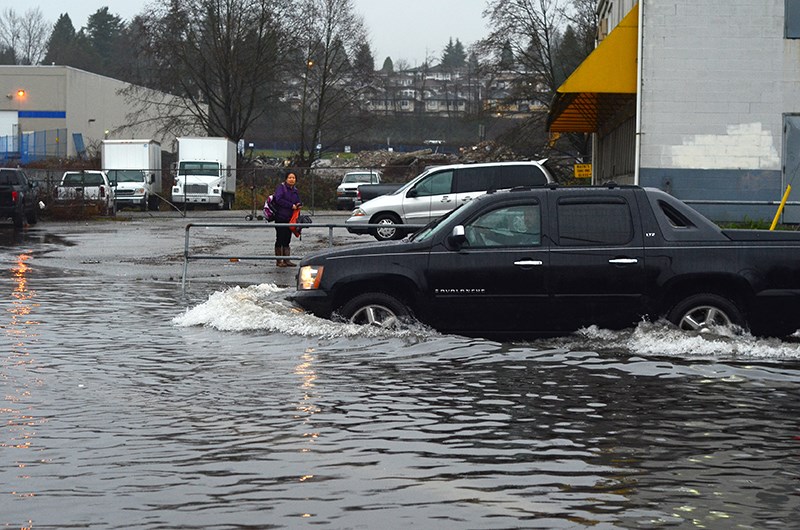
[548,4,639,133]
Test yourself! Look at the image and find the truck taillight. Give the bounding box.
[11,191,18,203]
[100,187,106,198]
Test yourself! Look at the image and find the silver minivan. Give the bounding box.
[345,160,554,241]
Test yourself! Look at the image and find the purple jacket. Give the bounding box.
[273,182,301,222]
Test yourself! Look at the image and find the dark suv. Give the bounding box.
[0,168,39,228]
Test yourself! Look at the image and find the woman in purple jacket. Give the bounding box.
[273,172,302,267]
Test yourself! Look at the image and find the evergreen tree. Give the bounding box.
[353,42,374,77]
[0,46,14,65]
[499,40,514,70]
[381,56,393,74]
[43,14,76,65]
[85,7,125,75]
[556,25,582,85]
[441,37,466,68]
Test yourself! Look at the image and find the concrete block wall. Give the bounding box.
[636,0,800,222]
[640,0,790,174]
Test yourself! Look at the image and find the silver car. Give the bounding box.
[345,160,554,241]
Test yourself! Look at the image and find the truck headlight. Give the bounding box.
[298,265,323,290]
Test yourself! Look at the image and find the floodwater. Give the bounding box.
[2,217,800,529]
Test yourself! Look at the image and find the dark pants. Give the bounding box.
[275,224,292,247]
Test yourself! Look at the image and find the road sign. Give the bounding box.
[574,163,592,178]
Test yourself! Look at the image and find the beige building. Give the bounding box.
[0,65,200,162]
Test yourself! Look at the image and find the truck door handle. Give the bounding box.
[514,260,543,267]
[441,196,452,203]
[608,258,638,264]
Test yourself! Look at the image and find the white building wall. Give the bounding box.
[640,1,788,172]
[636,0,800,221]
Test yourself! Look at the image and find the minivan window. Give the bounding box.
[454,165,548,193]
[413,170,453,197]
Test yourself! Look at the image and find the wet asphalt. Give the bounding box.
[4,208,360,290]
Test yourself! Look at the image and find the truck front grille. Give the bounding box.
[186,184,208,194]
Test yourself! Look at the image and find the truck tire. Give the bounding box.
[12,212,23,229]
[140,196,147,212]
[667,293,746,333]
[148,195,159,211]
[372,213,403,241]
[339,292,410,328]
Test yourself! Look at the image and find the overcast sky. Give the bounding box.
[26,0,490,67]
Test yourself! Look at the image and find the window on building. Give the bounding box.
[787,0,800,38]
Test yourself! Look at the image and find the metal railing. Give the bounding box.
[181,221,424,289]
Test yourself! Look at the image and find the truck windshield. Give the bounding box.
[107,169,145,183]
[62,173,105,186]
[411,203,466,243]
[343,173,375,183]
[179,162,220,177]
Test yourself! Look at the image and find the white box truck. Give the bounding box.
[172,137,237,209]
[101,139,162,211]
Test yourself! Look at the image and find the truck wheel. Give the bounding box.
[148,195,159,211]
[667,293,746,333]
[140,197,147,212]
[372,214,402,241]
[339,292,410,328]
[12,212,23,229]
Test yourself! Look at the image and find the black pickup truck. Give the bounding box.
[293,184,800,339]
[355,182,404,204]
[0,168,39,228]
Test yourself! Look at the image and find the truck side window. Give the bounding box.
[413,170,453,197]
[465,203,541,247]
[0,170,19,185]
[658,200,695,228]
[557,197,633,245]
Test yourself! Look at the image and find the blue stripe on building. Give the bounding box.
[18,110,66,119]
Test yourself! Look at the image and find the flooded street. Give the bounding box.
[2,212,800,529]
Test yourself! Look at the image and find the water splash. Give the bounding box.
[173,283,438,340]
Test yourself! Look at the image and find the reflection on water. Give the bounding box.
[1,273,800,528]
[3,251,44,525]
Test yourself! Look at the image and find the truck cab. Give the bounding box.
[171,137,237,210]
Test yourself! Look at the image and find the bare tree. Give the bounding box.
[125,0,294,142]
[291,0,371,165]
[0,7,50,64]
[479,0,595,167]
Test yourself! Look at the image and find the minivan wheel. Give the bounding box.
[339,292,410,328]
[372,214,402,241]
[667,293,745,333]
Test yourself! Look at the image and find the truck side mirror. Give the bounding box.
[150,174,156,184]
[448,225,467,248]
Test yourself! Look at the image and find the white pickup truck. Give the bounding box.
[335,170,381,210]
[55,170,116,216]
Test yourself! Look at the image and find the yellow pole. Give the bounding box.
[770,184,792,230]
